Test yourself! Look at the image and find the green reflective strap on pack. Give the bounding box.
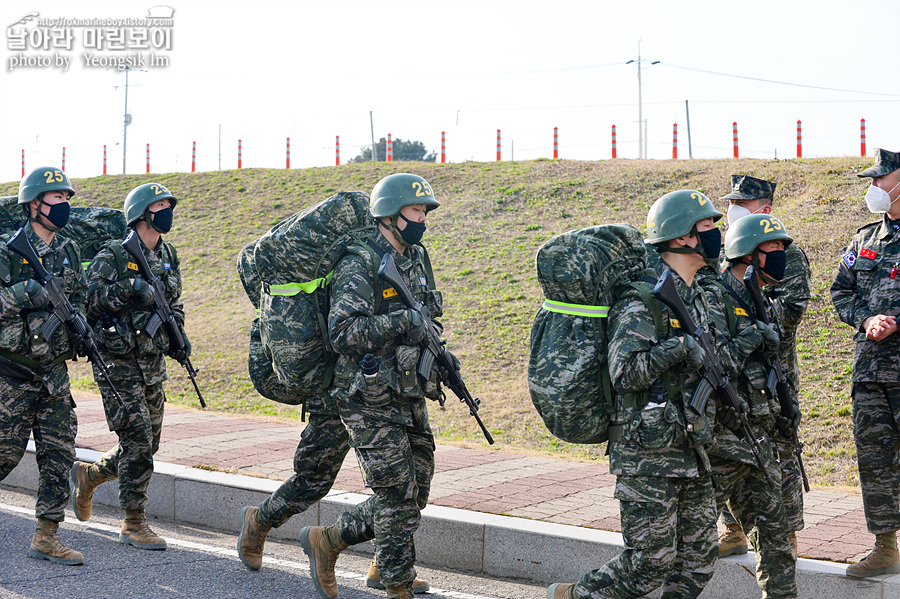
[542,299,609,318]
[265,271,334,296]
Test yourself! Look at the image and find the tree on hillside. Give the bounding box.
[350,137,437,163]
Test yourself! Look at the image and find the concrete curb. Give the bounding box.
[3,442,899,598]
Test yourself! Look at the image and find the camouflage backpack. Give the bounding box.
[59,206,129,268]
[237,240,303,405]
[248,191,388,404]
[0,196,24,233]
[528,223,664,444]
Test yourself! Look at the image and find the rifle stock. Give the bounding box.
[121,230,205,408]
[651,268,774,489]
[743,266,810,492]
[378,253,494,444]
[8,228,124,406]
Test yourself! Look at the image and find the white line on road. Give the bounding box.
[0,503,502,599]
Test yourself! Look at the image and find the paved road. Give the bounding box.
[0,487,543,599]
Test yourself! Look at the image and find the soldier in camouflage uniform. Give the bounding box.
[298,173,448,599]
[831,148,900,577]
[719,175,811,559]
[69,182,189,552]
[235,233,430,595]
[704,214,797,598]
[548,190,725,599]
[0,167,86,565]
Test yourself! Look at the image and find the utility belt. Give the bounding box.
[0,347,72,380]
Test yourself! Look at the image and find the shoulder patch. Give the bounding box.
[841,250,857,268]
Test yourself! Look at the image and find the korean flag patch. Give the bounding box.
[163,262,171,270]
[419,276,427,286]
[842,250,856,268]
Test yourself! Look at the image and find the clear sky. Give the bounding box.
[1,0,899,183]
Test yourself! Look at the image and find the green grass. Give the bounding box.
[0,156,873,487]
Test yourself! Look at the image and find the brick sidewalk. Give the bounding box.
[72,391,871,564]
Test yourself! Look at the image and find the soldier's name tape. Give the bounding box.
[0,502,501,599]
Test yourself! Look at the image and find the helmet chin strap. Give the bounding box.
[386,214,413,247]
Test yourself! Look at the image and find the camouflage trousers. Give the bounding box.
[852,382,900,535]
[94,379,165,511]
[722,435,805,533]
[257,412,350,528]
[573,474,717,599]
[711,454,797,599]
[335,419,435,588]
[0,377,77,521]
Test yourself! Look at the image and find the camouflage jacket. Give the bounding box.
[607,266,715,478]
[831,215,900,383]
[0,221,86,395]
[763,242,811,392]
[86,235,184,385]
[703,268,781,466]
[328,232,443,429]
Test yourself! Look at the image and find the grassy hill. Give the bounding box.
[0,157,876,489]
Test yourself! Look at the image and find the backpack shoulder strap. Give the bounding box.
[163,240,179,270]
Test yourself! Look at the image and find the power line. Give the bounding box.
[663,63,900,97]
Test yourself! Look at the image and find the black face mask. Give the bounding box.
[696,227,722,262]
[398,212,426,246]
[149,207,173,234]
[759,249,787,281]
[40,201,71,230]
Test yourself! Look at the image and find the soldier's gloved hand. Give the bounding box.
[682,335,706,372]
[437,349,461,382]
[717,394,749,432]
[403,308,428,344]
[10,279,49,310]
[169,333,191,363]
[756,320,780,357]
[131,278,156,307]
[776,402,802,437]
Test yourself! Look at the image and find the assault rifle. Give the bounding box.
[8,227,123,406]
[651,268,773,488]
[743,266,810,492]
[378,253,494,444]
[122,230,206,408]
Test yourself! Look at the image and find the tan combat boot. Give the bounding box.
[718,521,749,557]
[237,506,271,571]
[70,461,110,522]
[120,509,167,550]
[386,582,415,599]
[28,518,84,565]
[366,557,430,593]
[299,525,349,599]
[546,582,576,599]
[846,532,900,578]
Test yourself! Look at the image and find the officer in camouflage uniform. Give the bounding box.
[719,175,811,559]
[298,173,447,599]
[705,214,797,598]
[0,167,85,565]
[831,148,900,577]
[548,190,724,599]
[69,182,189,551]
[235,239,429,594]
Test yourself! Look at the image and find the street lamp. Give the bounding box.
[626,40,659,159]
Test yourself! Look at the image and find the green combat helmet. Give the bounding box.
[369,173,440,218]
[18,166,75,205]
[124,183,178,227]
[645,189,722,244]
[724,213,792,260]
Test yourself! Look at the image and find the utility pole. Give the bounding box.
[626,41,658,159]
[685,100,693,159]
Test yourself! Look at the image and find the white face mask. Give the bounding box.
[726,203,763,225]
[865,180,900,213]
